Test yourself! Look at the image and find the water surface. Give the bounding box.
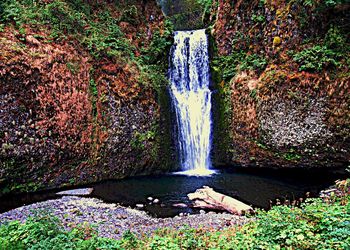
[0,168,344,218]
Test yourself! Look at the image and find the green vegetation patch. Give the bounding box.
[292,45,341,72]
[213,52,267,82]
[0,0,173,91]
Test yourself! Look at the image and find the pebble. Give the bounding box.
[172,203,187,208]
[153,199,159,204]
[0,197,250,240]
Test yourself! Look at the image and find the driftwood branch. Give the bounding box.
[188,186,254,215]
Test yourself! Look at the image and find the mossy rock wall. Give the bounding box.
[0,0,175,195]
[210,0,350,168]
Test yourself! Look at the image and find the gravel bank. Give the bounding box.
[0,196,250,239]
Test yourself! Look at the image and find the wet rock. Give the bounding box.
[56,188,94,196]
[153,199,160,204]
[172,203,188,208]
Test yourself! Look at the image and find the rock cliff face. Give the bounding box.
[0,0,348,195]
[0,0,174,194]
[210,0,349,168]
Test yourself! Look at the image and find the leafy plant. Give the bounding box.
[293,45,340,71]
[88,75,98,117]
[196,0,214,18]
[240,54,267,71]
[212,51,244,81]
[297,0,347,7]
[251,14,265,23]
[324,25,348,52]
[130,130,156,150]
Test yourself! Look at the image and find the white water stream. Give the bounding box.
[169,29,215,176]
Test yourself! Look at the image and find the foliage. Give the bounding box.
[139,19,173,92]
[296,0,348,7]
[196,0,214,17]
[240,54,268,71]
[141,20,173,66]
[83,10,134,59]
[0,0,134,58]
[251,14,265,23]
[213,52,267,81]
[283,152,302,161]
[0,0,173,187]
[130,130,156,150]
[89,78,98,117]
[212,52,243,81]
[0,214,137,249]
[1,189,349,249]
[292,45,340,71]
[324,25,349,53]
[146,195,350,250]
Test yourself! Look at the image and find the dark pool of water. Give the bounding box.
[0,167,346,217]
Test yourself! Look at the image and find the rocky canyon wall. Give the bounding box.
[210,0,349,168]
[0,0,175,194]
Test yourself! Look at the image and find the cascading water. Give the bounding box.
[169,29,215,176]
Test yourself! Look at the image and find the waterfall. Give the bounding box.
[169,29,215,176]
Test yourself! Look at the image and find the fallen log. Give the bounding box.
[187,186,254,215]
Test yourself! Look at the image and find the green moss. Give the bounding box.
[210,63,234,165]
[89,77,98,118]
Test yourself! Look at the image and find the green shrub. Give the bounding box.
[141,19,174,66]
[297,0,348,7]
[213,52,267,82]
[139,19,173,91]
[196,0,214,18]
[212,52,244,81]
[240,53,267,71]
[324,25,348,52]
[293,45,340,71]
[0,215,133,249]
[251,14,265,23]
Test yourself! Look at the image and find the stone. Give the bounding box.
[136,204,144,208]
[147,197,153,201]
[153,199,160,204]
[172,203,188,208]
[56,188,93,196]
